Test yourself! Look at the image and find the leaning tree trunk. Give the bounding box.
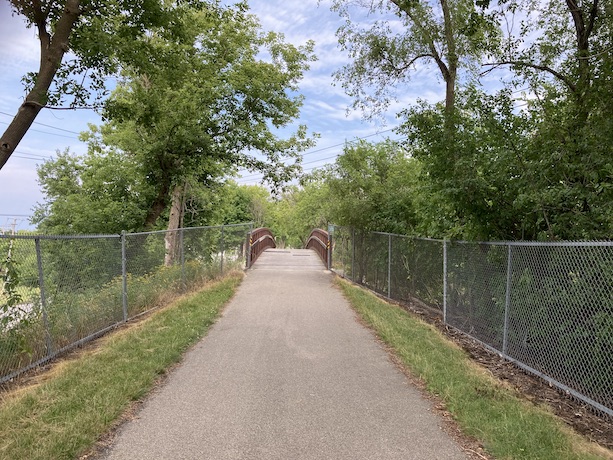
[164,182,187,267]
[0,0,82,170]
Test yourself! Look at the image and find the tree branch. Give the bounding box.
[0,0,82,170]
[587,0,599,39]
[482,61,577,93]
[386,53,435,74]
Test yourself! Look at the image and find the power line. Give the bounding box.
[11,149,55,161]
[13,154,50,161]
[0,111,82,135]
[300,127,397,158]
[0,120,79,139]
[236,127,400,178]
[236,136,412,185]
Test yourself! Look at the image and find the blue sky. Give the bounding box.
[0,0,444,231]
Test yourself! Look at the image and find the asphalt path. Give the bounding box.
[99,249,469,460]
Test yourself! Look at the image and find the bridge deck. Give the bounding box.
[251,248,325,271]
[100,249,468,459]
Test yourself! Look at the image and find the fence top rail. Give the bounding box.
[0,222,255,240]
[0,233,121,240]
[370,231,446,243]
[331,225,612,247]
[450,239,613,247]
[131,222,253,237]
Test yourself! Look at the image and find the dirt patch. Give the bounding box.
[395,295,613,451]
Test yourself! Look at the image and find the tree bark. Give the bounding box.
[439,0,458,115]
[164,182,186,267]
[390,0,457,114]
[0,0,82,170]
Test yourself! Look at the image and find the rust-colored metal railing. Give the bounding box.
[246,227,276,268]
[305,228,330,269]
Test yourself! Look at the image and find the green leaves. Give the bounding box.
[35,2,316,235]
[1,252,22,310]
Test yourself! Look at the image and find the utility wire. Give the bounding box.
[235,127,400,177]
[236,135,413,185]
[0,111,82,135]
[0,120,79,139]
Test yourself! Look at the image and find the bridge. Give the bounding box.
[246,227,332,269]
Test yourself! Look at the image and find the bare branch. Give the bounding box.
[482,61,577,93]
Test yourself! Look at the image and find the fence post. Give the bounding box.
[388,234,392,299]
[121,231,128,322]
[34,238,53,356]
[220,225,225,275]
[443,239,447,324]
[246,231,252,269]
[180,228,185,290]
[327,225,333,270]
[327,236,332,270]
[351,227,355,282]
[503,244,512,356]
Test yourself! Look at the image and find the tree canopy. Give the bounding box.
[1,0,202,170]
[29,0,612,242]
[33,2,316,254]
[328,0,612,241]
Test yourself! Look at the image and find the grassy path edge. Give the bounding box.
[0,272,243,460]
[336,277,612,460]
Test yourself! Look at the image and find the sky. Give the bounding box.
[0,0,445,232]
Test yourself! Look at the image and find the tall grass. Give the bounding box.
[0,258,242,381]
[0,272,242,460]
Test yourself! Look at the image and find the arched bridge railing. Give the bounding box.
[247,227,276,268]
[305,228,330,269]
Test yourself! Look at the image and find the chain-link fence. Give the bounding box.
[331,227,445,310]
[330,226,613,417]
[0,223,252,383]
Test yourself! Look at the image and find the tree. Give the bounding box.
[32,145,152,234]
[89,2,316,263]
[401,87,535,240]
[269,179,333,248]
[323,140,421,234]
[479,0,613,239]
[331,0,498,118]
[0,0,195,170]
[332,1,612,240]
[212,183,273,228]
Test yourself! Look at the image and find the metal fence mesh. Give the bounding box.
[390,235,444,310]
[446,242,508,350]
[504,243,613,414]
[331,226,613,417]
[0,224,251,383]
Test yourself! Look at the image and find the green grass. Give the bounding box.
[0,272,243,460]
[337,278,611,460]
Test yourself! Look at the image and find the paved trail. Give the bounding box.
[100,249,468,460]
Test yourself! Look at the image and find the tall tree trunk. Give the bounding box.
[440,0,458,116]
[164,182,186,267]
[0,0,82,170]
